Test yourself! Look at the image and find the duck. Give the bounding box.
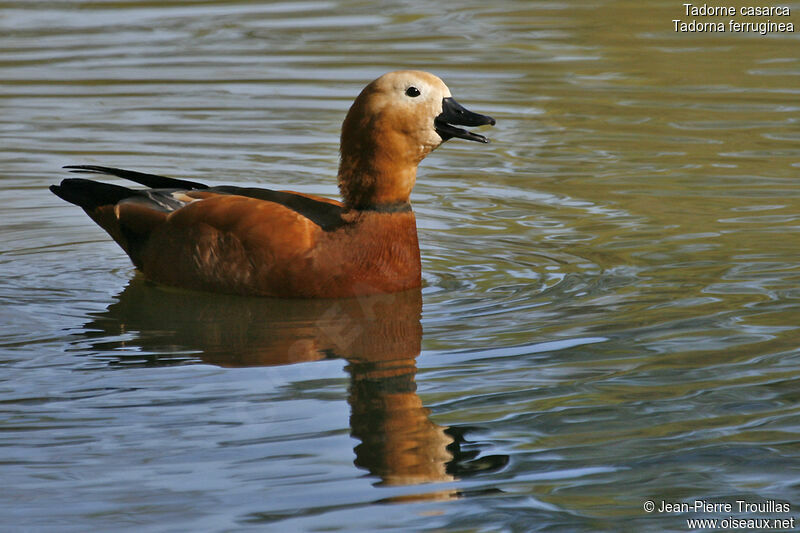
[50,70,495,298]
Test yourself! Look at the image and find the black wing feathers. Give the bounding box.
[54,166,346,231]
[63,165,209,190]
[209,186,345,231]
[50,178,137,211]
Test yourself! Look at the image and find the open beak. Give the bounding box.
[434,97,496,144]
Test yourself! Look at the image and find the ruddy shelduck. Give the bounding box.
[50,70,495,298]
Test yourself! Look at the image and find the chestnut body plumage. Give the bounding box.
[50,71,495,298]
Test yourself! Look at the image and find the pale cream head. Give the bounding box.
[338,70,494,210]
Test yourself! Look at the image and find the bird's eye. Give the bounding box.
[405,86,421,97]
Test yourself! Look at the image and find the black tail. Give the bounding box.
[50,178,139,211]
[62,165,209,190]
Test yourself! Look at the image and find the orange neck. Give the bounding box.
[338,156,416,210]
[337,97,426,210]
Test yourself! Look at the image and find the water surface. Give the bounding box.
[2,1,800,531]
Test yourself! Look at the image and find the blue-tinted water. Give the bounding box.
[2,1,800,531]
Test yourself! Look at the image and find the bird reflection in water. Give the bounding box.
[83,276,508,490]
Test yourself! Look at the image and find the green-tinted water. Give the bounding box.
[2,1,799,530]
